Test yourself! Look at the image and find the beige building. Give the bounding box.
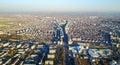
[47,54,55,59]
[0,31,4,35]
[49,49,56,54]
[45,60,54,65]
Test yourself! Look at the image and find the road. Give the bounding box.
[61,21,69,65]
[53,21,71,65]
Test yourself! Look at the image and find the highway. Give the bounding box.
[53,21,75,65]
[61,21,70,65]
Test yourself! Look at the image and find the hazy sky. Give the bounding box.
[0,0,120,12]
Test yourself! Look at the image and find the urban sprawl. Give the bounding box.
[0,14,120,65]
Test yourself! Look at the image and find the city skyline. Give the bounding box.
[0,0,120,13]
[0,0,120,64]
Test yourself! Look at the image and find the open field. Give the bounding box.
[0,17,21,32]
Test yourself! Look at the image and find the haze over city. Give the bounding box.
[0,0,120,13]
[0,0,120,65]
